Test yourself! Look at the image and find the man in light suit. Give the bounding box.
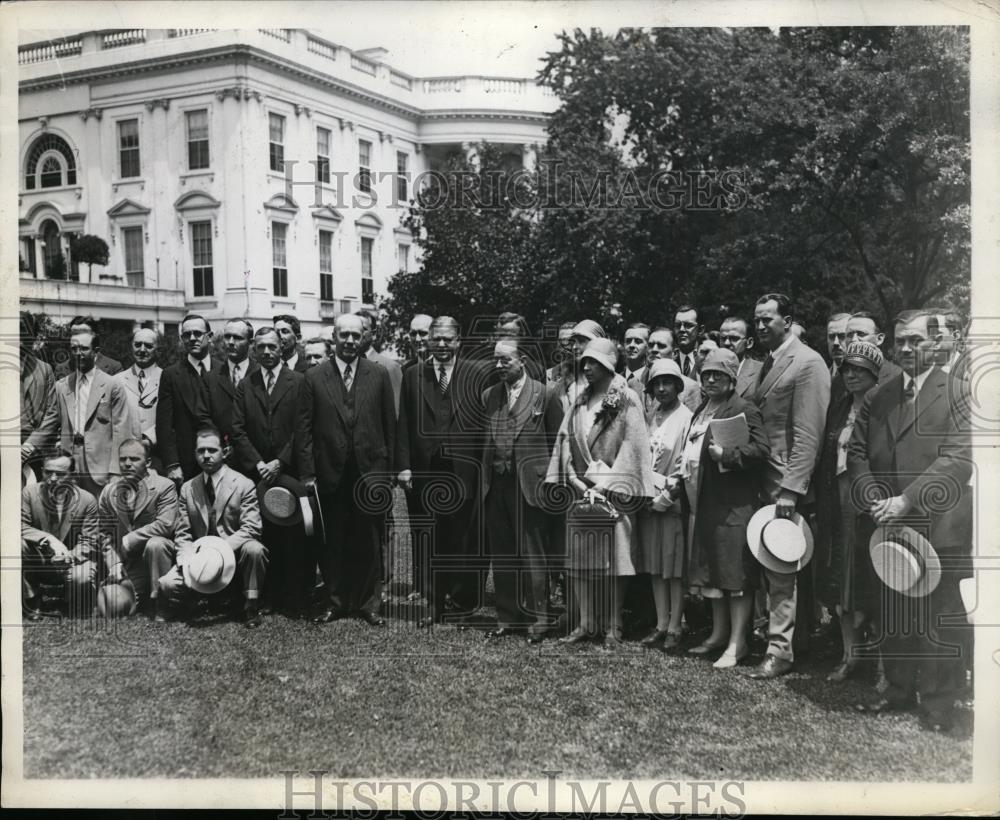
[397,316,489,625]
[479,337,563,643]
[299,313,396,626]
[231,327,307,615]
[720,315,762,399]
[848,310,972,731]
[205,318,258,448]
[53,316,123,379]
[21,451,100,619]
[622,323,651,393]
[21,312,60,480]
[114,327,162,467]
[746,292,830,679]
[156,314,214,484]
[98,438,178,618]
[158,426,268,627]
[55,329,135,498]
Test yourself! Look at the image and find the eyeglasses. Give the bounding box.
[181,331,206,340]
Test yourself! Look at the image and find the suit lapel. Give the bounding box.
[756,343,796,398]
[84,371,105,425]
[509,377,541,439]
[321,361,348,425]
[896,369,944,440]
[131,475,156,522]
[270,366,293,408]
[213,466,236,523]
[64,372,78,430]
[215,362,236,400]
[420,362,438,417]
[177,362,202,416]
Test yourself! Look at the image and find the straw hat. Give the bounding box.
[747,505,815,573]
[868,525,941,597]
[257,475,323,539]
[182,536,237,595]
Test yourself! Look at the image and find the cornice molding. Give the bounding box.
[144,98,171,112]
[78,107,103,121]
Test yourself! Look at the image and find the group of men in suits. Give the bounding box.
[19,297,974,722]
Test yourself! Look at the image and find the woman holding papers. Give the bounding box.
[635,358,693,650]
[678,348,770,668]
[545,338,656,648]
[813,341,883,682]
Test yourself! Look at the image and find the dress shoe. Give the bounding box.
[745,654,793,679]
[640,629,670,647]
[602,632,625,650]
[24,607,44,622]
[486,627,520,640]
[688,640,727,656]
[244,602,262,629]
[661,632,683,652]
[856,696,913,715]
[526,633,544,646]
[312,607,345,624]
[358,611,386,627]
[153,598,170,623]
[713,647,748,670]
[560,626,597,645]
[826,661,858,683]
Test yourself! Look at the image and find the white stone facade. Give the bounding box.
[18,28,554,335]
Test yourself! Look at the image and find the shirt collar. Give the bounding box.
[334,355,357,377]
[904,366,934,395]
[507,371,527,395]
[769,333,796,359]
[187,354,209,373]
[229,358,248,378]
[285,352,299,371]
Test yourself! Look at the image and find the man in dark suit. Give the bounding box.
[52,316,123,380]
[403,314,433,371]
[841,311,902,389]
[622,322,651,393]
[273,314,309,373]
[396,316,489,625]
[205,318,258,449]
[480,337,562,643]
[156,314,213,484]
[299,314,396,626]
[747,292,830,679]
[719,315,762,399]
[826,312,851,381]
[20,312,60,479]
[231,327,307,615]
[673,304,701,379]
[848,309,972,731]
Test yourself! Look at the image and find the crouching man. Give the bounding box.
[98,438,178,618]
[21,451,100,619]
[158,426,268,627]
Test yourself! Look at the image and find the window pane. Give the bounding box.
[361,237,373,277]
[123,226,144,272]
[359,140,371,167]
[319,230,332,273]
[186,110,208,140]
[317,127,330,156]
[40,156,62,188]
[190,221,213,266]
[397,152,407,174]
[269,113,285,143]
[320,273,334,301]
[397,243,409,273]
[119,119,141,178]
[272,222,287,267]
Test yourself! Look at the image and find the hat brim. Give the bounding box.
[747,505,815,574]
[868,525,940,597]
[183,537,237,594]
[258,481,305,527]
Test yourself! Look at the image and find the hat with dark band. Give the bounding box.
[183,536,237,595]
[257,474,324,540]
[747,505,815,574]
[869,525,941,598]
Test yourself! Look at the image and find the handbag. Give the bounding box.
[566,489,619,572]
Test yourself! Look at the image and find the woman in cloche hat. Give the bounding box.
[812,340,884,682]
[676,348,771,669]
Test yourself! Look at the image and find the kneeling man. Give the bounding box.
[21,451,100,619]
[98,438,178,617]
[159,426,268,627]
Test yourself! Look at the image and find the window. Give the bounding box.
[396,151,408,202]
[190,221,214,296]
[358,139,372,193]
[397,243,410,273]
[360,237,374,304]
[316,127,331,184]
[319,229,334,301]
[24,134,76,190]
[122,226,145,288]
[118,119,140,178]
[339,298,352,315]
[186,110,210,170]
[20,237,37,275]
[272,222,288,296]
[269,113,285,172]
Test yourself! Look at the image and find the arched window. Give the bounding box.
[24,134,77,190]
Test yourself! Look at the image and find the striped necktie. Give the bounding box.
[438,363,449,394]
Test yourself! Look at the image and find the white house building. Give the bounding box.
[17,28,555,338]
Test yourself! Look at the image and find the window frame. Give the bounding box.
[185,109,210,171]
[318,228,334,302]
[189,219,214,297]
[117,118,141,179]
[396,151,408,202]
[316,126,331,184]
[271,220,289,297]
[358,139,372,194]
[122,225,145,288]
[269,112,286,173]
[360,236,374,304]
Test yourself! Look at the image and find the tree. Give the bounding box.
[71,234,110,279]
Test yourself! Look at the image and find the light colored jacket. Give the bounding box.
[174,465,262,564]
[114,364,162,444]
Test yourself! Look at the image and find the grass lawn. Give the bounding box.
[22,495,972,782]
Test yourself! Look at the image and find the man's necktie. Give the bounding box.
[76,373,89,433]
[343,363,353,391]
[137,369,147,396]
[198,361,207,379]
[682,355,691,377]
[758,354,774,384]
[232,366,240,388]
[265,369,276,394]
[903,379,916,404]
[438,363,449,394]
[205,475,218,536]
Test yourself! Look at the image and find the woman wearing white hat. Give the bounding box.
[813,340,883,681]
[635,358,692,649]
[545,337,656,647]
[678,348,771,668]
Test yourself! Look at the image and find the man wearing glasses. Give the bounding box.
[718,315,761,399]
[156,314,214,484]
[115,327,163,470]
